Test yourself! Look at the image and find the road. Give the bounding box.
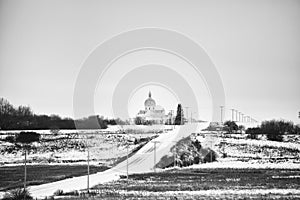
[29,123,208,198]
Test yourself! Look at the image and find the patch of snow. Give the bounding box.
[186,158,300,169]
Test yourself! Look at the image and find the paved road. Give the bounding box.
[30,123,208,198]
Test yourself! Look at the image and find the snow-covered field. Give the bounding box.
[0,126,163,166]
[192,132,300,169]
[1,124,300,199]
[187,158,300,169]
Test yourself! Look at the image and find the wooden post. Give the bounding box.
[87,146,90,195]
[126,144,129,182]
[174,144,176,167]
[220,106,224,124]
[24,148,27,200]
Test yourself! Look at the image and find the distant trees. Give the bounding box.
[0,97,126,130]
[295,125,300,135]
[0,98,33,130]
[0,97,74,130]
[0,98,15,116]
[74,115,108,129]
[105,118,127,126]
[245,120,298,142]
[175,104,184,125]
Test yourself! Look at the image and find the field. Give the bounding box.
[0,165,109,191]
[53,168,300,199]
[0,127,158,166]
[1,126,300,199]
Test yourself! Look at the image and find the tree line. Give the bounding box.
[0,98,126,130]
[222,119,300,142]
[246,120,300,141]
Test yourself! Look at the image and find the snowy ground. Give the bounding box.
[1,124,300,199]
[186,158,300,169]
[192,132,300,169]
[0,126,161,166]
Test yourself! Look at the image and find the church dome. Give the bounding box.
[144,91,156,107]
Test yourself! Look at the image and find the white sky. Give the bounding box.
[94,49,212,121]
[0,0,299,123]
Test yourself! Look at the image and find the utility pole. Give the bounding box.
[191,112,195,124]
[87,145,90,195]
[126,143,129,182]
[220,106,224,124]
[231,109,234,121]
[24,148,27,200]
[185,107,190,124]
[122,131,129,182]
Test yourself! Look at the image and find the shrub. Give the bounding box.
[2,188,33,200]
[223,121,239,134]
[261,120,294,142]
[246,127,261,139]
[203,149,217,163]
[192,139,201,151]
[15,132,40,144]
[155,155,174,168]
[4,135,15,143]
[53,189,64,196]
[50,127,60,136]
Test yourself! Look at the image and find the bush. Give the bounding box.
[4,135,15,143]
[15,132,40,144]
[155,155,174,168]
[261,120,294,142]
[293,125,300,135]
[223,121,238,134]
[53,189,64,196]
[246,127,261,139]
[2,188,33,200]
[266,132,283,142]
[203,149,217,163]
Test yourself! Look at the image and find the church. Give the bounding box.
[136,91,169,124]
